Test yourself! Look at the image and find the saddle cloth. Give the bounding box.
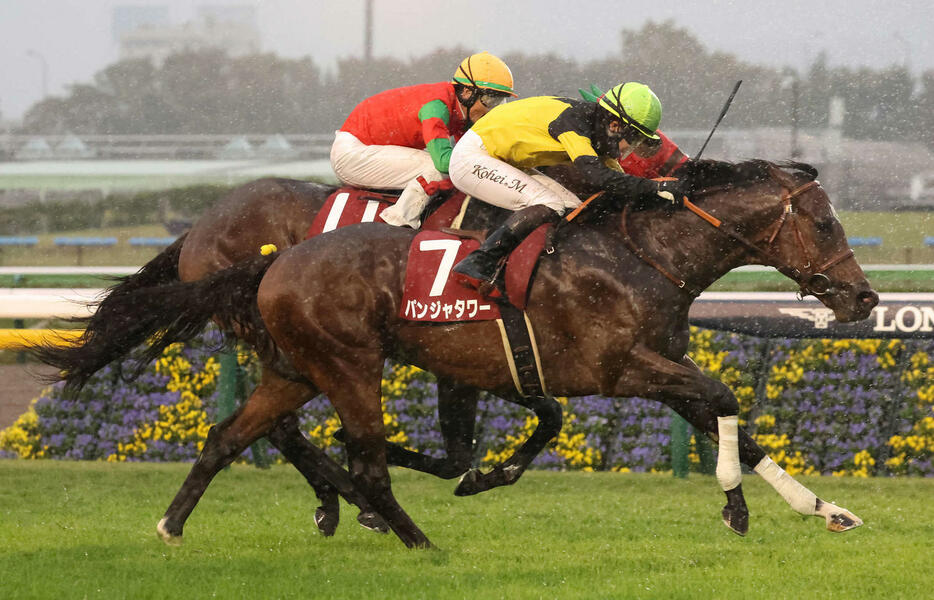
[305,186,467,239]
[400,228,550,322]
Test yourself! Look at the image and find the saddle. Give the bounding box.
[305,186,466,239]
[306,185,558,400]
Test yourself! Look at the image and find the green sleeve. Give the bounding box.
[425,138,453,173]
[418,99,454,173]
[417,99,451,125]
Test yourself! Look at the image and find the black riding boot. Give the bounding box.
[452,204,559,297]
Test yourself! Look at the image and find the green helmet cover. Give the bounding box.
[598,82,662,140]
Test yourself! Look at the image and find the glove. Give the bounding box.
[654,179,687,207]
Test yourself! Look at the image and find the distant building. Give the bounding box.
[112,5,170,42]
[115,4,260,63]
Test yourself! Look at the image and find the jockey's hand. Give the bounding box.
[654,179,687,207]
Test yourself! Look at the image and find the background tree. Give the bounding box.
[15,23,931,150]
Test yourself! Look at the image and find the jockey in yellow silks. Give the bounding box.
[449,81,687,294]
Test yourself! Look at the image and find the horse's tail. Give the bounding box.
[29,252,278,397]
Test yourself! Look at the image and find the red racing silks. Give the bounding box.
[620,130,689,178]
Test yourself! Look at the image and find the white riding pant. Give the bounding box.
[329,131,445,189]
[448,130,581,216]
[331,131,448,228]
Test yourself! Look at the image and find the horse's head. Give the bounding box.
[742,161,878,322]
[662,159,878,322]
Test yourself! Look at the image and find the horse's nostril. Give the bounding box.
[858,290,879,308]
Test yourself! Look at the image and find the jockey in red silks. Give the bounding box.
[329,52,517,229]
[580,84,689,178]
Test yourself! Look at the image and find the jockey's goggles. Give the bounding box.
[478,91,510,109]
[619,121,650,149]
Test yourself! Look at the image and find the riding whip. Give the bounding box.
[694,80,742,161]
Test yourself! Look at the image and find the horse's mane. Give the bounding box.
[680,159,818,194]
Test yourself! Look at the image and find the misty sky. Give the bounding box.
[2,0,932,120]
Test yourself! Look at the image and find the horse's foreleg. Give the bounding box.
[266,411,389,535]
[753,455,862,532]
[616,346,748,535]
[454,392,562,496]
[663,356,862,532]
[157,376,313,545]
[296,352,433,549]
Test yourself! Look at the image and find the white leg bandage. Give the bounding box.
[716,415,742,491]
[754,456,818,515]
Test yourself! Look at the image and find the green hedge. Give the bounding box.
[0,184,234,234]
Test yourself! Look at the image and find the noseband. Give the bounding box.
[620,179,855,298]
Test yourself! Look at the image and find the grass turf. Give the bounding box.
[0,461,931,599]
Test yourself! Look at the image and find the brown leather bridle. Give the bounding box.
[620,179,856,298]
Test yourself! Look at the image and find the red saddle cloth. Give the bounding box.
[401,232,499,322]
[305,186,467,239]
[400,227,550,322]
[305,187,393,239]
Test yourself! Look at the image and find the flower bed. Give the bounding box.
[2,328,932,476]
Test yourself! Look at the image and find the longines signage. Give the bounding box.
[688,292,934,339]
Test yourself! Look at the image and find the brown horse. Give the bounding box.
[40,177,501,539]
[32,160,878,548]
[43,159,872,548]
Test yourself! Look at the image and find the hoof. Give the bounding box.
[825,507,863,532]
[156,517,183,546]
[357,511,389,534]
[721,505,749,536]
[314,506,339,537]
[454,468,482,497]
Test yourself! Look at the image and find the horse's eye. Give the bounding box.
[815,220,834,234]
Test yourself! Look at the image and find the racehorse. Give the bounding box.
[41,176,502,539]
[35,159,877,548]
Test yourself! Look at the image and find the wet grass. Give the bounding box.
[1,461,931,599]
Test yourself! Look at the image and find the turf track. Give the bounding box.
[1,461,931,599]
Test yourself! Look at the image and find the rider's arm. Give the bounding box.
[418,99,455,174]
[547,102,658,203]
[551,127,658,201]
[573,154,658,200]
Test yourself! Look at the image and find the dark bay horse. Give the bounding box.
[53,159,873,548]
[32,160,878,548]
[42,176,501,539]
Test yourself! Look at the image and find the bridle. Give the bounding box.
[620,179,856,299]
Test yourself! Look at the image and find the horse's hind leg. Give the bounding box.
[297,354,432,548]
[157,374,330,545]
[454,392,563,496]
[378,377,478,479]
[265,410,389,535]
[333,377,433,549]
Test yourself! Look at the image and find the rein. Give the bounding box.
[620,179,855,298]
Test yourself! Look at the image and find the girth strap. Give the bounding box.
[496,303,549,399]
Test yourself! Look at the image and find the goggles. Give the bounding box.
[478,92,509,109]
[619,122,650,150]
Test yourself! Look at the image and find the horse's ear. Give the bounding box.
[767,162,797,189]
